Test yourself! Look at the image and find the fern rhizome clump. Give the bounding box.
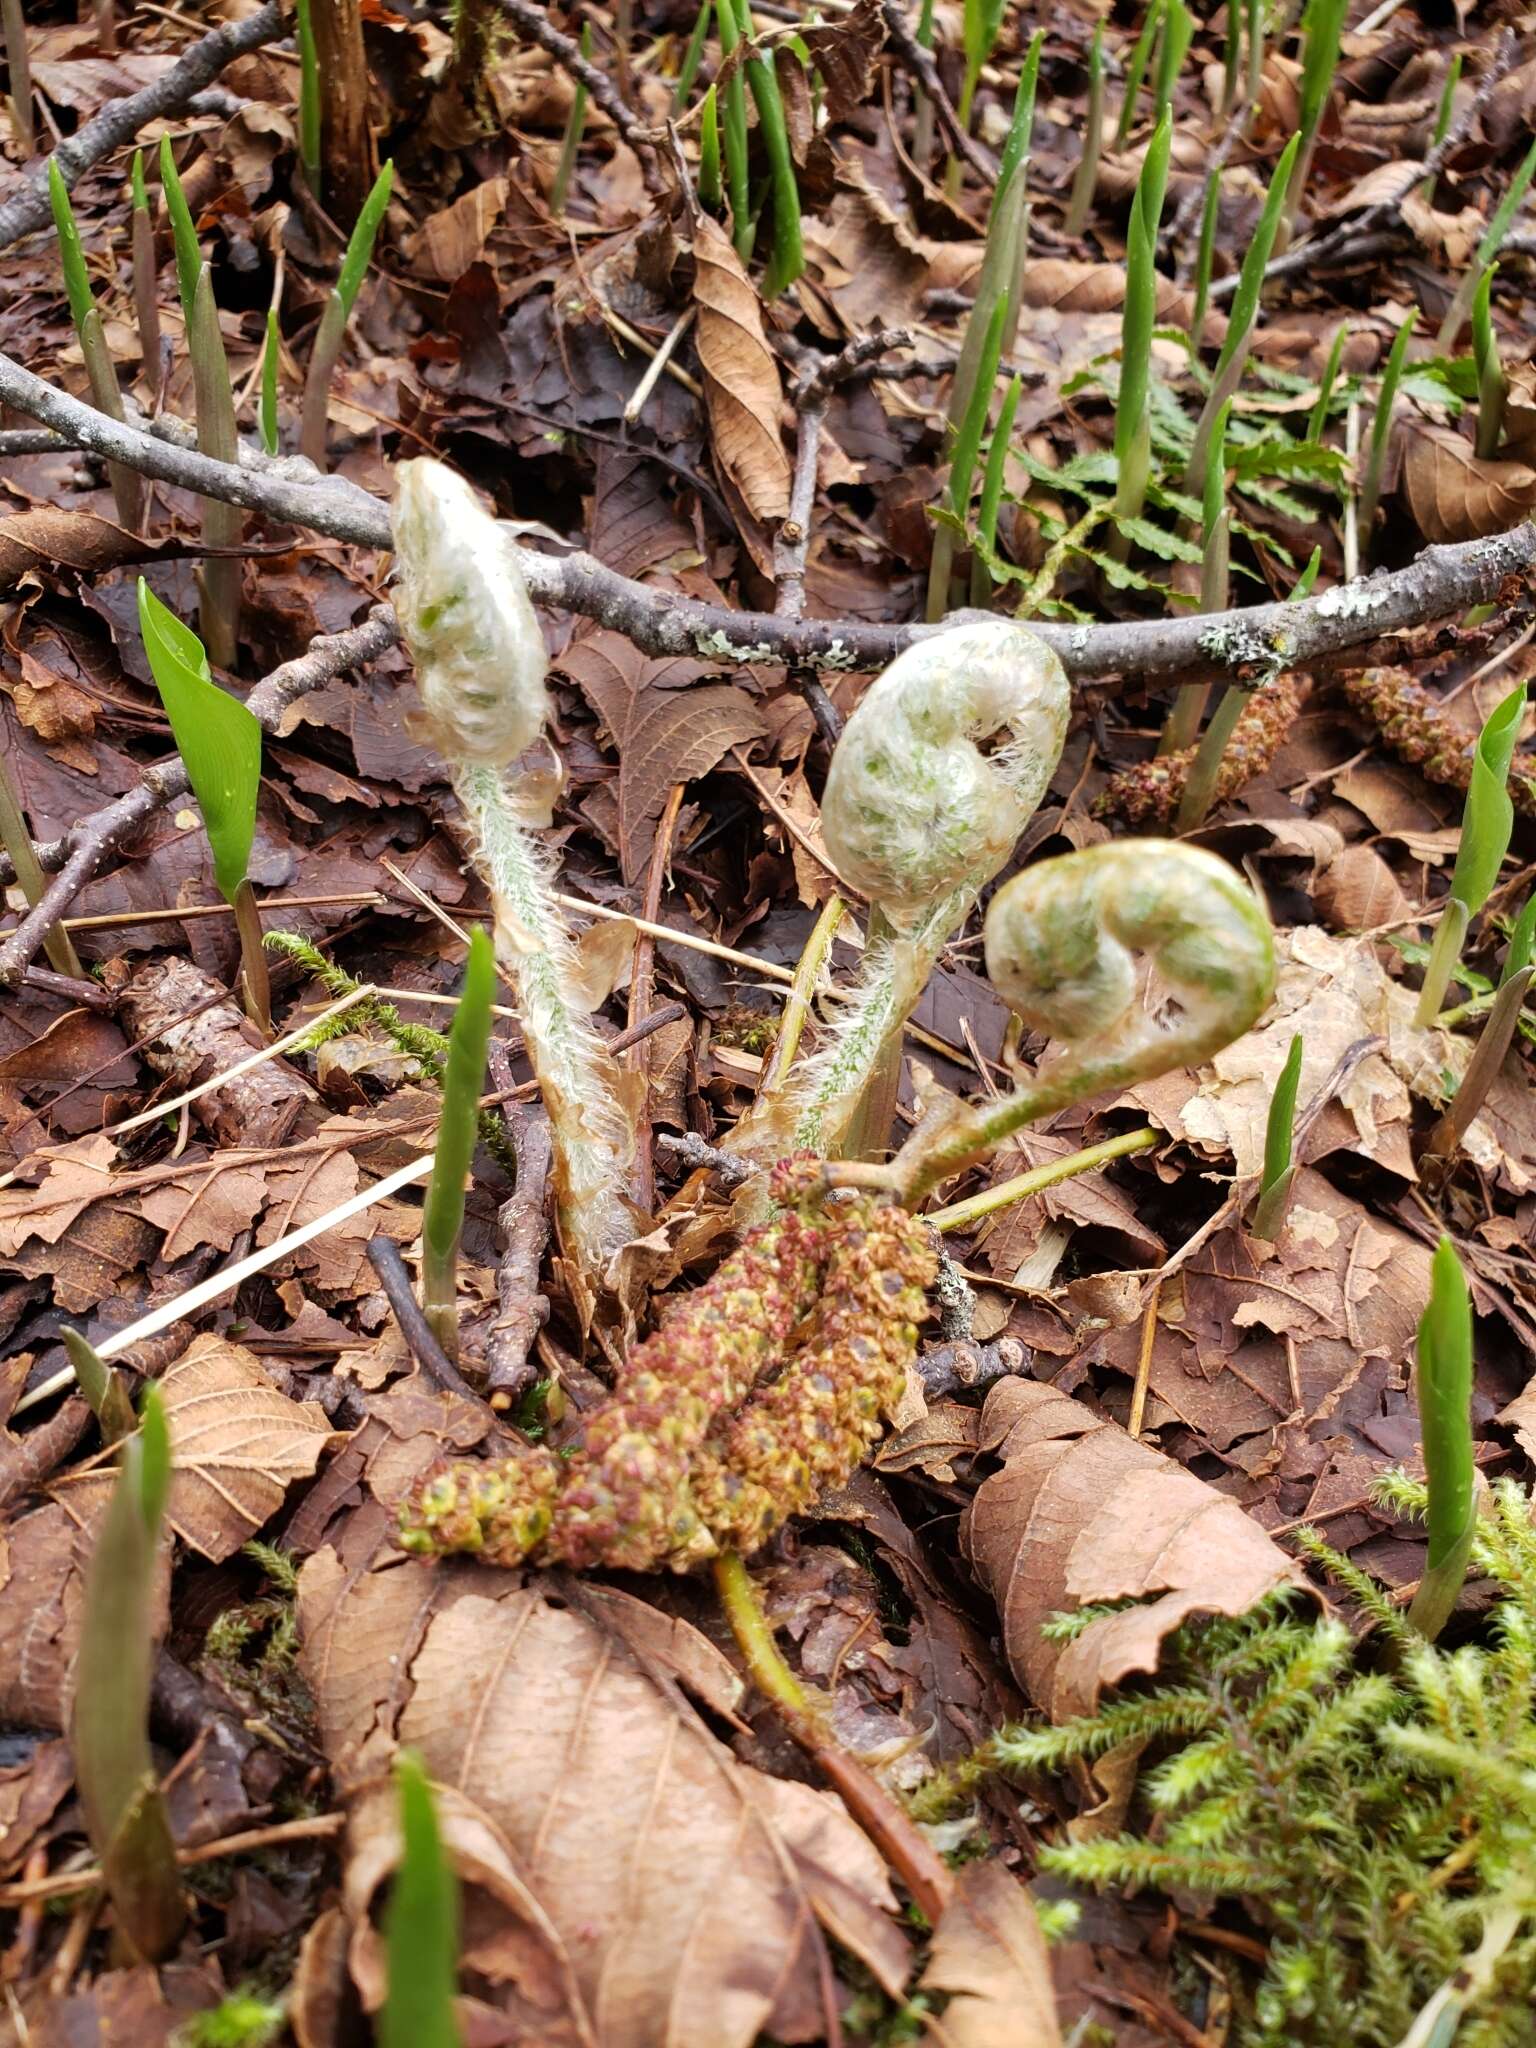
[968,1479,1536,2045]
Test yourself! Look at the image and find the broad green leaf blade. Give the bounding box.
[382,1752,462,2048]
[1449,681,1525,916]
[137,578,261,904]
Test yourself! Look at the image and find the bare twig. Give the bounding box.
[0,610,399,985]
[877,0,996,188]
[366,1236,497,1410]
[495,0,664,192]
[483,1109,554,1402]
[916,1335,1029,1400]
[0,3,284,254]
[654,1128,755,1186]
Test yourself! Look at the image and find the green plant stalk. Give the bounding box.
[1249,1030,1302,1239]
[937,114,1028,496]
[738,7,803,296]
[1113,112,1172,532]
[928,1124,1159,1232]
[159,135,201,323]
[1190,165,1220,345]
[420,926,496,1359]
[1116,0,1165,146]
[1,0,34,156]
[673,0,712,108]
[1063,22,1104,238]
[1279,0,1347,244]
[715,1550,815,1719]
[381,1754,462,2048]
[1175,682,1247,833]
[1306,317,1347,442]
[756,893,846,1097]
[189,264,242,671]
[1358,308,1417,540]
[71,1388,185,1962]
[911,0,936,166]
[295,0,322,187]
[299,158,393,471]
[0,751,84,979]
[715,0,754,259]
[1221,0,1241,115]
[1406,1239,1476,1642]
[1154,0,1193,122]
[1160,416,1229,754]
[63,1327,136,1443]
[839,903,906,1163]
[1000,32,1044,351]
[1243,0,1264,110]
[260,307,280,456]
[1500,893,1536,984]
[1472,266,1507,461]
[1435,134,1536,348]
[130,149,162,387]
[1426,965,1533,1166]
[1414,680,1526,1025]
[1185,131,1299,493]
[927,293,1008,621]
[698,83,722,210]
[49,160,142,530]
[968,371,1023,607]
[1417,51,1460,205]
[551,23,591,213]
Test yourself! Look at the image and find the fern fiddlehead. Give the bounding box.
[889,841,1276,1205]
[391,458,637,1275]
[730,619,1071,1163]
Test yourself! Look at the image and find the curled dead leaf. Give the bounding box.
[692,218,792,525]
[1399,418,1536,543]
[918,1860,1062,2047]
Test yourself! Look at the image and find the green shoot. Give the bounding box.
[381,1753,462,2048]
[1417,51,1460,204]
[968,371,1023,606]
[295,0,321,189]
[1471,265,1507,460]
[698,83,722,210]
[299,157,394,471]
[1175,688,1245,832]
[1406,1240,1476,1642]
[1243,0,1264,110]
[1154,0,1193,123]
[1249,1032,1302,1240]
[1221,0,1241,115]
[72,1388,185,1962]
[420,927,496,1360]
[63,1327,136,1444]
[158,134,202,323]
[1185,131,1299,492]
[1,0,34,157]
[551,22,591,213]
[736,3,803,295]
[714,0,753,259]
[0,752,84,978]
[926,293,1007,621]
[944,0,1007,194]
[1280,0,1347,242]
[48,159,142,530]
[130,148,161,384]
[1288,543,1322,601]
[260,307,280,456]
[137,579,270,1033]
[189,263,242,668]
[1415,680,1526,1026]
[1307,318,1348,442]
[1426,898,1536,1160]
[1199,398,1231,616]
[1113,111,1172,533]
[1116,0,1166,147]
[673,0,712,109]
[1358,308,1417,540]
[1063,22,1105,238]
[911,0,936,166]
[1190,165,1220,345]
[1502,893,1536,986]
[999,31,1044,350]
[1436,133,1536,349]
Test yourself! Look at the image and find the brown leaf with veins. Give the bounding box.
[693,217,792,524]
[918,1860,1062,2047]
[964,1378,1305,1721]
[298,1552,911,2046]
[1399,418,1536,543]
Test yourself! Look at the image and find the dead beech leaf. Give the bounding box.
[693,216,792,524]
[919,1861,1061,2048]
[298,1553,911,2047]
[798,0,885,121]
[0,508,176,593]
[1313,843,1415,932]
[0,1134,117,1256]
[964,1378,1306,1722]
[1399,418,1536,543]
[405,175,510,281]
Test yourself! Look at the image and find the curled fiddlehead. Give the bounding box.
[392,459,638,1275]
[888,841,1276,1206]
[730,620,1071,1162]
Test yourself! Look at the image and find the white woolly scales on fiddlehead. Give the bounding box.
[889,841,1276,1206]
[732,620,1071,1162]
[391,459,637,1274]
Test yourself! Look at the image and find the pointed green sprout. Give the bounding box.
[1358,308,1417,540]
[63,1326,136,1444]
[1307,318,1348,443]
[1280,0,1347,241]
[1426,898,1535,1165]
[551,21,591,214]
[1185,132,1300,493]
[2,0,34,157]
[1064,22,1105,239]
[137,579,270,1032]
[673,0,712,109]
[0,752,84,979]
[698,83,722,211]
[969,371,1024,605]
[733,0,803,296]
[1161,401,1231,757]
[1190,165,1220,346]
[1415,681,1526,1027]
[1472,266,1507,461]
[1154,0,1193,123]
[420,927,496,1360]
[1220,0,1241,114]
[295,0,321,189]
[1417,51,1460,205]
[944,0,1007,194]
[48,159,142,530]
[381,1752,462,2048]
[714,0,754,259]
[1114,112,1172,533]
[1406,1240,1476,1643]
[260,307,281,456]
[999,31,1044,351]
[1117,0,1166,147]
[159,133,202,322]
[1436,134,1536,349]
[300,157,394,470]
[72,1388,185,1962]
[1249,1032,1303,1240]
[130,148,161,384]
[927,293,1007,620]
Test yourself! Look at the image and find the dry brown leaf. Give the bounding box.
[1313,843,1416,932]
[964,1378,1306,1721]
[405,176,511,281]
[798,0,885,122]
[0,1134,117,1255]
[693,217,792,524]
[919,1861,1061,2048]
[1399,418,1536,543]
[298,1553,911,2046]
[0,508,177,594]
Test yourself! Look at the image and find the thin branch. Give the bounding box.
[366,1236,497,1411]
[0,610,399,985]
[0,3,285,254]
[878,0,996,187]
